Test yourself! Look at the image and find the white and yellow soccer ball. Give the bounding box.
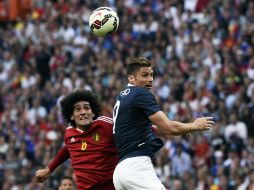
[89,7,119,37]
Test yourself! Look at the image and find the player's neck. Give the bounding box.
[76,123,92,132]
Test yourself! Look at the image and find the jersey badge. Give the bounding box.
[120,88,130,96]
[92,132,100,142]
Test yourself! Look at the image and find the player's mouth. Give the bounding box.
[80,115,89,121]
[145,84,152,89]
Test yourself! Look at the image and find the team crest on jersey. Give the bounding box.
[93,132,100,142]
[120,88,130,96]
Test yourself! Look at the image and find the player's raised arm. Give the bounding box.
[149,111,215,135]
[34,146,70,183]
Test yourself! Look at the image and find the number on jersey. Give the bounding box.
[113,100,120,134]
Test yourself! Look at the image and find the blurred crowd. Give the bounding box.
[0,0,254,189]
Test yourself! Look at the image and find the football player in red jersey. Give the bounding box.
[34,90,118,190]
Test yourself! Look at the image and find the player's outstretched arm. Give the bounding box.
[149,111,215,135]
[35,146,70,183]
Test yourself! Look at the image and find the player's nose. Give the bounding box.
[148,75,153,82]
[80,108,87,114]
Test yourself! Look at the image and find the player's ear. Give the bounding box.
[70,115,74,120]
[128,75,135,85]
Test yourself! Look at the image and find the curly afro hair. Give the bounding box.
[60,90,101,126]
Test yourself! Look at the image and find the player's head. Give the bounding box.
[58,176,75,190]
[60,90,101,128]
[127,57,153,89]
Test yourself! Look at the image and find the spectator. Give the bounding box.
[58,176,75,190]
[171,143,193,178]
[224,112,248,143]
[171,178,184,190]
[210,150,225,177]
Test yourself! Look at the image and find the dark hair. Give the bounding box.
[127,57,151,75]
[60,90,101,126]
[59,176,74,187]
[60,176,74,182]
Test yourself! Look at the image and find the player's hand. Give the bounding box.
[34,167,51,183]
[193,117,215,131]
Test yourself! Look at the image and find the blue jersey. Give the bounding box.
[113,86,164,162]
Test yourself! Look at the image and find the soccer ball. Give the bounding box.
[89,7,119,37]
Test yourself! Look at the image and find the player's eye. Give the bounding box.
[142,73,153,78]
[74,107,81,112]
[83,106,90,111]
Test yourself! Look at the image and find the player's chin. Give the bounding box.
[79,120,92,126]
[145,85,152,89]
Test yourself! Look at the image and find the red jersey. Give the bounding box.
[64,116,118,190]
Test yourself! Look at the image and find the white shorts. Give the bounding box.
[113,156,166,190]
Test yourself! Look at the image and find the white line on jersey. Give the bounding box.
[96,116,113,124]
[138,143,145,147]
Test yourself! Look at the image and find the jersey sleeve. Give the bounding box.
[48,146,70,172]
[133,88,160,116]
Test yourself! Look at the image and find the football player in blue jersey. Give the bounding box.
[112,57,215,190]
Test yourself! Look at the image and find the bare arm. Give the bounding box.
[35,146,70,183]
[149,111,215,135]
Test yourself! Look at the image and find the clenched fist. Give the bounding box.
[34,167,51,183]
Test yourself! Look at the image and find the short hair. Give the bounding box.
[127,57,151,75]
[60,176,74,183]
[59,176,74,188]
[60,90,101,126]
